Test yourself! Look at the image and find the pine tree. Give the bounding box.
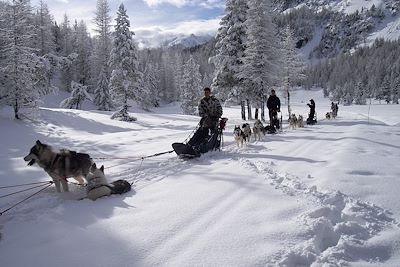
[73,20,92,86]
[239,0,281,120]
[142,62,160,108]
[60,81,91,109]
[33,0,55,56]
[92,0,112,81]
[210,0,248,102]
[281,25,306,116]
[180,56,202,115]
[94,67,113,110]
[109,3,141,121]
[354,80,366,105]
[59,14,73,91]
[0,0,41,119]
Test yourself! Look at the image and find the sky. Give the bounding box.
[31,0,225,47]
[1,89,400,266]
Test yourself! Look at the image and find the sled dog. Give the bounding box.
[233,126,245,147]
[288,114,298,130]
[297,115,304,128]
[253,119,264,141]
[241,123,252,143]
[326,112,333,120]
[24,140,92,192]
[86,163,111,201]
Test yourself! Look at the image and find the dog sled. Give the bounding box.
[306,112,317,125]
[172,118,228,159]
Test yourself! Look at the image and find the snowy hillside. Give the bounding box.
[161,33,213,48]
[278,0,400,59]
[1,90,400,266]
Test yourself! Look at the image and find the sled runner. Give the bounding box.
[172,118,228,159]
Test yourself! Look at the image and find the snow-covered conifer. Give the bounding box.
[180,56,202,115]
[210,0,248,102]
[94,67,113,110]
[93,0,112,79]
[0,0,42,119]
[33,0,55,56]
[109,3,141,120]
[60,81,91,109]
[239,0,280,120]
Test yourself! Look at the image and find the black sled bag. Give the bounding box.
[109,179,131,194]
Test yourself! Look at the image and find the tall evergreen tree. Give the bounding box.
[210,0,248,103]
[33,0,54,56]
[94,67,113,110]
[0,0,41,119]
[93,0,112,77]
[109,3,141,121]
[180,56,202,115]
[59,14,73,91]
[239,0,280,119]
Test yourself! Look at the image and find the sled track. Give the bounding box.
[237,157,400,266]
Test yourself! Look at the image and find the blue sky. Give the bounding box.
[31,0,225,47]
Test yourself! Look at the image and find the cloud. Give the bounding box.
[135,17,221,47]
[143,0,224,9]
[143,0,188,8]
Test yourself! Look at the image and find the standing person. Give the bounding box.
[267,89,281,128]
[307,99,316,124]
[188,87,223,150]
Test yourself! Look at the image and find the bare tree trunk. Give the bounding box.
[255,108,259,119]
[261,96,265,121]
[246,99,252,120]
[14,99,19,120]
[241,101,246,120]
[287,89,291,117]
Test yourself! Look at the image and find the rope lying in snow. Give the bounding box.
[0,182,54,216]
[0,180,52,189]
[0,182,53,199]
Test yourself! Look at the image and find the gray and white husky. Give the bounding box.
[86,163,111,201]
[253,119,264,141]
[24,140,92,192]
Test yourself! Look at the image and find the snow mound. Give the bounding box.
[240,159,400,266]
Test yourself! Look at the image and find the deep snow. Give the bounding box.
[0,89,400,266]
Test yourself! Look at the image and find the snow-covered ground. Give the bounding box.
[1,89,400,266]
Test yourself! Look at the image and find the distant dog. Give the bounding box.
[297,115,304,128]
[253,119,264,141]
[288,114,298,130]
[24,140,92,192]
[233,125,245,147]
[241,123,252,143]
[86,163,111,201]
[326,112,333,120]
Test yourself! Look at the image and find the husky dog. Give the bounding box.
[241,123,252,143]
[288,114,298,130]
[86,163,111,201]
[326,112,333,120]
[24,140,92,192]
[297,115,304,128]
[233,126,245,147]
[253,119,264,141]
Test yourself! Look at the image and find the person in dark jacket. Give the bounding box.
[267,89,281,128]
[188,87,223,151]
[307,99,316,122]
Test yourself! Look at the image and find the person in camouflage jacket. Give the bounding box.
[187,87,223,150]
[198,87,223,130]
